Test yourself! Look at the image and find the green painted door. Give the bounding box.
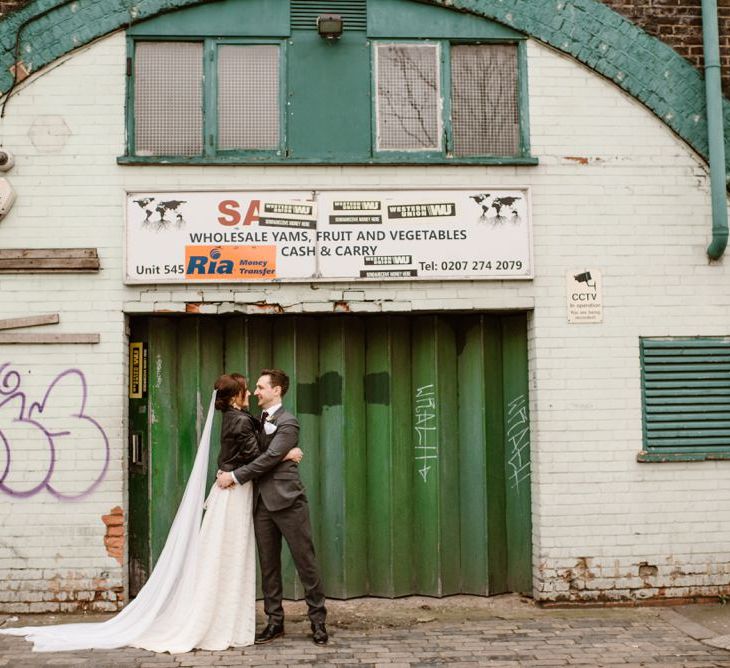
[128,313,532,597]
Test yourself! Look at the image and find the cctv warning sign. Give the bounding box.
[566,269,603,323]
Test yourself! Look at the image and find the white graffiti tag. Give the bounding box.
[414,384,437,482]
[506,394,530,492]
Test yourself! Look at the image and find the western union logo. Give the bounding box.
[387,203,456,219]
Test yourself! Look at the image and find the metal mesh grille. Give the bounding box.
[218,45,280,151]
[376,43,441,151]
[451,44,519,157]
[134,42,203,156]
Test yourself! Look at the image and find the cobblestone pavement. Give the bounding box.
[2,596,730,667]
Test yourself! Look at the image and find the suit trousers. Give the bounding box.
[253,495,327,626]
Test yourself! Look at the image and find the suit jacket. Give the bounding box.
[217,408,260,471]
[232,407,306,511]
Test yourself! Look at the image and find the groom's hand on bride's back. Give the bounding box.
[282,447,303,464]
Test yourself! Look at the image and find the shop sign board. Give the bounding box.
[125,189,532,283]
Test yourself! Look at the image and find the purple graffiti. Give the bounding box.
[0,363,110,500]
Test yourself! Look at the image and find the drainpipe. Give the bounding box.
[703,0,728,260]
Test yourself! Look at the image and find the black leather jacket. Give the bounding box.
[217,408,260,472]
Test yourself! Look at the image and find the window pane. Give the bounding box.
[451,44,519,156]
[218,45,280,151]
[376,43,441,151]
[134,42,203,156]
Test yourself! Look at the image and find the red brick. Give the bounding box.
[599,0,730,95]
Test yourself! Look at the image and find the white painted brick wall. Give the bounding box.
[0,33,728,608]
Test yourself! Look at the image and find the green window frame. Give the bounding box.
[125,37,287,160]
[639,337,730,462]
[371,39,531,162]
[119,4,537,166]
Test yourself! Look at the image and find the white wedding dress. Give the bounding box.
[0,392,257,653]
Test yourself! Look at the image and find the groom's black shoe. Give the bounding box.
[254,622,284,644]
[311,622,328,645]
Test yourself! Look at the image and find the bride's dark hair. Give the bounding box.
[214,373,247,411]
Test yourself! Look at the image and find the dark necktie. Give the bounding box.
[260,411,269,433]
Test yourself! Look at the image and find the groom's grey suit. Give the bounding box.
[232,407,326,626]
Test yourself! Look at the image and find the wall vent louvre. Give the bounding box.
[641,338,730,454]
[291,0,367,31]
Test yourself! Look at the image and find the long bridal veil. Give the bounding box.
[0,392,218,652]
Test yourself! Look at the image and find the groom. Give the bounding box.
[216,369,328,645]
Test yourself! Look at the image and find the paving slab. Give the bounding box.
[1,595,730,667]
[662,602,730,651]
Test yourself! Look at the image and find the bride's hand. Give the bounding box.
[216,471,235,488]
[283,447,303,464]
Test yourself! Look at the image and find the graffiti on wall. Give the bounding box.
[506,393,531,493]
[414,383,437,483]
[0,363,109,500]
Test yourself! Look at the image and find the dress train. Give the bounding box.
[132,481,256,653]
[0,392,255,653]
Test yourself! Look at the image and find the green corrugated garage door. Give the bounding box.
[129,314,532,598]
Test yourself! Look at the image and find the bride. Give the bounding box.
[0,373,302,653]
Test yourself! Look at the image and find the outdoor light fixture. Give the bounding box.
[317,14,343,40]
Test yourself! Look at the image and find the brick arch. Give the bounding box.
[2,0,727,170]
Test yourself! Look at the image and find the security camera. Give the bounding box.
[0,178,16,220]
[573,271,596,288]
[0,150,14,171]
